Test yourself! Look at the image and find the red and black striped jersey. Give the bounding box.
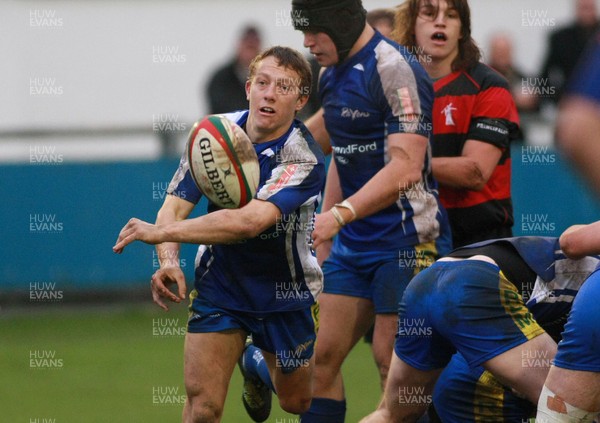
[432,62,520,248]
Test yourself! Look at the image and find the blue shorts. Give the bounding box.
[433,353,535,422]
[187,292,319,373]
[322,237,438,313]
[553,269,600,372]
[394,259,545,370]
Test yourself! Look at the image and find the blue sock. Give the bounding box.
[243,344,276,392]
[301,397,346,423]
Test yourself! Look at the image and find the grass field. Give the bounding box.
[0,303,381,422]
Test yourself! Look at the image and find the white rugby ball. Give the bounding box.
[187,115,260,208]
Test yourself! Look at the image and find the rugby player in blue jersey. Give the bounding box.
[113,46,325,423]
[360,235,600,423]
[536,232,600,420]
[291,0,451,421]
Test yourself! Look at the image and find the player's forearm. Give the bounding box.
[154,242,181,268]
[432,156,487,191]
[560,222,600,259]
[321,159,342,211]
[347,154,423,220]
[159,209,253,245]
[155,195,193,267]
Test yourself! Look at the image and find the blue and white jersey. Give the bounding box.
[456,237,600,324]
[319,31,446,251]
[167,111,326,315]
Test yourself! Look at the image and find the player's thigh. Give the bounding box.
[320,242,377,360]
[183,330,246,406]
[263,351,315,401]
[385,353,442,422]
[371,249,426,376]
[315,292,375,367]
[252,303,319,398]
[483,331,556,404]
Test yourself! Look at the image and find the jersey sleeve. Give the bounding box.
[467,77,520,149]
[255,128,325,215]
[166,150,203,204]
[373,41,433,138]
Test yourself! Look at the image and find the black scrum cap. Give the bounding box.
[292,0,367,63]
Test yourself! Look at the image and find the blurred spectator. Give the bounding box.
[487,33,538,114]
[204,25,262,114]
[487,33,537,143]
[556,31,600,197]
[367,8,395,38]
[540,0,599,107]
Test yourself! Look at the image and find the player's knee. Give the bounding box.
[314,343,341,367]
[312,353,342,388]
[188,399,222,423]
[278,393,312,415]
[537,384,599,423]
[371,347,392,385]
[374,355,390,378]
[377,364,390,390]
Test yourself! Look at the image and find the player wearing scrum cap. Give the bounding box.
[291,0,451,421]
[114,46,325,423]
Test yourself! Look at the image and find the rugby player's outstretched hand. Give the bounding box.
[150,266,187,311]
[113,218,165,254]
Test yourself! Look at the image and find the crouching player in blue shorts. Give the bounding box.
[113,46,326,423]
[536,222,600,423]
[361,236,600,423]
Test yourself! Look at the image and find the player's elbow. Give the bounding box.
[559,232,585,260]
[468,179,487,192]
[462,162,488,191]
[279,395,312,415]
[405,168,423,187]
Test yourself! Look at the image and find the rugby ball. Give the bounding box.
[186,115,259,208]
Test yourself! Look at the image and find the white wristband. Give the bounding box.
[330,206,346,227]
[334,200,357,221]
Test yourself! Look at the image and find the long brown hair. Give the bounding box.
[392,0,481,71]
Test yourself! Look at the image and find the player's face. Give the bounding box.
[414,0,461,71]
[303,31,339,66]
[245,56,307,143]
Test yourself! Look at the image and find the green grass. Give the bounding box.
[0,304,381,422]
